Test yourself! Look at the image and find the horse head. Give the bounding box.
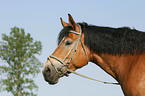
[42,14,90,84]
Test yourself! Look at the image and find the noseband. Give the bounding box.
[47,25,89,77]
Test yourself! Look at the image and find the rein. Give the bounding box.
[48,25,119,85]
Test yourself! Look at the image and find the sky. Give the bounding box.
[0,0,145,96]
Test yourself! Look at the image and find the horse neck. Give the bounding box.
[90,52,137,83]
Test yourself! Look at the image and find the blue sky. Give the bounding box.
[0,0,145,96]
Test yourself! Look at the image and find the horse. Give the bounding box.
[42,14,145,96]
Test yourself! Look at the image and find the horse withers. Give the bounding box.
[42,14,145,96]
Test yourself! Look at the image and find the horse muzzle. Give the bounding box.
[42,59,67,85]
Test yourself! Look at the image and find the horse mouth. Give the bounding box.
[47,79,59,85]
[43,69,72,85]
[43,72,59,85]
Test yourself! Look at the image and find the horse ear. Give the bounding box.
[68,14,80,32]
[60,17,69,27]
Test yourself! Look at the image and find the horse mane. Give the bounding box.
[58,22,145,55]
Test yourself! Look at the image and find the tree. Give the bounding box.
[0,27,42,96]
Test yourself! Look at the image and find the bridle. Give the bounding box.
[47,25,119,85]
[47,25,89,77]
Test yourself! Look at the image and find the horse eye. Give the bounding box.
[65,40,72,45]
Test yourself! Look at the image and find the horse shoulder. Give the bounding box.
[123,53,145,96]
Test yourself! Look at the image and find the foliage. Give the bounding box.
[0,27,42,96]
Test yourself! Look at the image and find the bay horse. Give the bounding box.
[42,14,145,96]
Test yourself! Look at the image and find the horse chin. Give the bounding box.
[44,74,59,85]
[48,79,59,85]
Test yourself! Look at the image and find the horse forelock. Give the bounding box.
[57,22,87,45]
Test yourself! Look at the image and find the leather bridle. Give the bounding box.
[47,25,89,77]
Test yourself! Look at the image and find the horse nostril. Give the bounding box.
[47,67,50,72]
[46,67,51,75]
[43,66,51,76]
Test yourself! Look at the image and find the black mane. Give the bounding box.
[58,23,145,55]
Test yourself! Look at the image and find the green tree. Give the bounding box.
[0,27,42,96]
